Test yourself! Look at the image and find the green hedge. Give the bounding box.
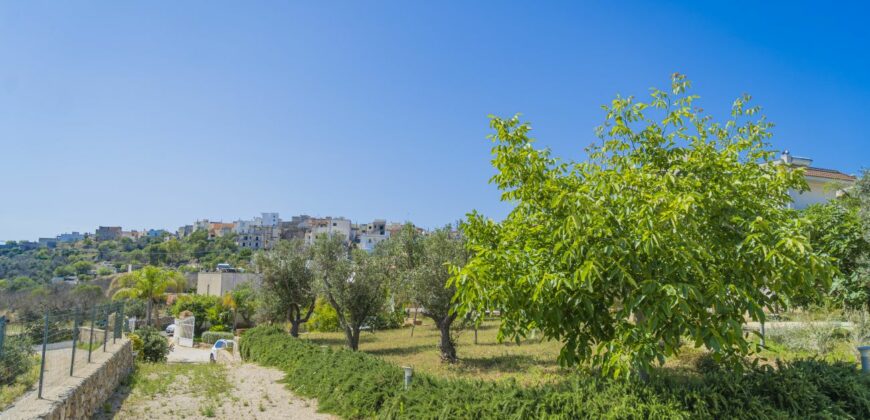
[239,326,870,419]
[201,331,235,344]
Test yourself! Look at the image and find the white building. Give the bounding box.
[781,151,857,210]
[196,272,262,297]
[354,219,390,252]
[304,217,352,244]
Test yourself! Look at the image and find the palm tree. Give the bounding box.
[111,265,187,327]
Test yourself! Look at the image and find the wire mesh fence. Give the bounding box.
[0,301,126,399]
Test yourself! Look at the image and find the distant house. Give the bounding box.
[38,237,58,248]
[781,151,857,210]
[176,225,194,238]
[196,271,262,297]
[57,232,84,243]
[95,226,122,241]
[146,229,168,238]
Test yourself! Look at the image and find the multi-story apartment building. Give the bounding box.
[95,226,122,241]
[304,217,352,244]
[354,219,390,252]
[279,215,311,241]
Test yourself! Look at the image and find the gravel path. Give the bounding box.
[94,361,333,419]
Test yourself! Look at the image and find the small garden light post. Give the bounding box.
[858,346,870,374]
[402,366,413,390]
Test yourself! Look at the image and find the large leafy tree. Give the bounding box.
[452,75,836,377]
[311,234,387,351]
[111,265,186,326]
[253,239,316,337]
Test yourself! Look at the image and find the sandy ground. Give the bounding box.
[167,344,212,363]
[94,361,334,420]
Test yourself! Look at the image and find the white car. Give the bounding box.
[210,339,235,363]
[165,324,176,336]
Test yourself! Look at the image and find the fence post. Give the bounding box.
[38,312,49,399]
[112,304,118,344]
[70,309,80,376]
[119,302,125,338]
[0,315,6,357]
[88,306,96,363]
[103,307,109,352]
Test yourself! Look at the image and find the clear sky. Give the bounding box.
[1,1,868,241]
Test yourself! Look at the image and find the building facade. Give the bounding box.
[196,272,262,297]
[95,226,122,241]
[781,151,857,210]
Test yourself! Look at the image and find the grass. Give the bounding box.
[76,340,102,351]
[304,319,566,385]
[0,358,39,410]
[302,317,863,385]
[109,361,233,418]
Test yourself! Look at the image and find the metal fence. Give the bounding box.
[0,301,125,399]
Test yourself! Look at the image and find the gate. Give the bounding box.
[175,316,195,347]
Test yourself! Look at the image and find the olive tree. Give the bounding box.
[253,239,315,337]
[388,226,466,362]
[451,74,836,377]
[311,234,387,351]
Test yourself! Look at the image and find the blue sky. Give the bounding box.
[1,1,868,241]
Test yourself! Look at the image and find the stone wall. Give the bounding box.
[3,339,133,419]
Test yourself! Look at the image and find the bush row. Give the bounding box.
[202,331,235,344]
[240,326,870,419]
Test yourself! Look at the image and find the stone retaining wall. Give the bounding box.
[3,339,133,419]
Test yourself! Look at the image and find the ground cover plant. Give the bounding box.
[241,325,870,419]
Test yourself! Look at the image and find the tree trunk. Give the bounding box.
[631,308,650,381]
[290,320,301,337]
[146,299,153,327]
[410,304,418,337]
[438,316,457,363]
[344,326,360,351]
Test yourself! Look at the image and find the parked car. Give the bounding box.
[165,324,176,336]
[210,339,235,363]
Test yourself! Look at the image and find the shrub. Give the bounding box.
[128,333,144,358]
[135,327,168,362]
[369,306,405,330]
[0,336,34,386]
[240,326,870,419]
[202,331,235,345]
[208,324,228,332]
[307,298,340,332]
[24,319,72,345]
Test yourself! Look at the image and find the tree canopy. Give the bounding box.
[451,74,836,377]
[253,239,317,336]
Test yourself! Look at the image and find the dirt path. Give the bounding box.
[94,362,334,419]
[223,362,334,419]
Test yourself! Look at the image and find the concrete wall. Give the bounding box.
[196,272,262,296]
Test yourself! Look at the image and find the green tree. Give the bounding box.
[803,201,869,309]
[171,294,220,335]
[253,240,315,337]
[230,281,257,327]
[452,75,836,378]
[111,265,186,327]
[71,260,94,276]
[312,234,387,351]
[387,226,467,362]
